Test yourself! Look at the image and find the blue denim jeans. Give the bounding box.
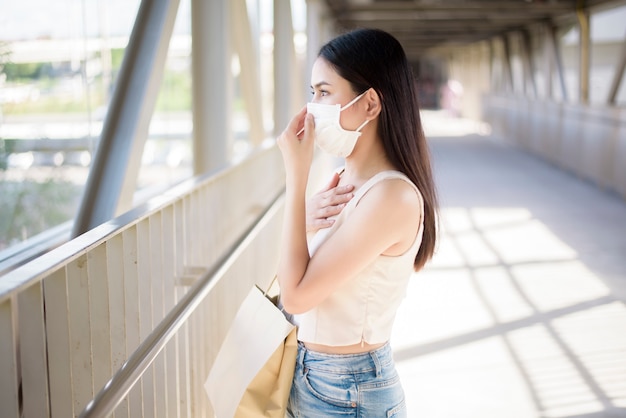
[286,342,407,417]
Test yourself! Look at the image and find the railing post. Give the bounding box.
[0,299,19,418]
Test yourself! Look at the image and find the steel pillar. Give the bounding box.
[273,0,298,136]
[502,35,515,93]
[191,0,232,174]
[232,0,265,145]
[577,4,591,104]
[608,31,626,105]
[521,30,538,98]
[547,23,568,102]
[73,0,181,237]
[543,28,554,99]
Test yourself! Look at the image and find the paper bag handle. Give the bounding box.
[263,275,278,297]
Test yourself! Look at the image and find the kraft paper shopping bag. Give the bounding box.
[205,285,296,418]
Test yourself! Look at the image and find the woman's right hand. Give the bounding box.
[277,107,315,184]
[306,172,354,233]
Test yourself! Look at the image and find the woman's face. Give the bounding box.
[310,57,366,131]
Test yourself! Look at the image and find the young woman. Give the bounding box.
[276,28,438,417]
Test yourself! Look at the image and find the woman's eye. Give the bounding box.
[309,89,329,99]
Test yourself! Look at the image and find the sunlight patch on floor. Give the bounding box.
[392,206,626,418]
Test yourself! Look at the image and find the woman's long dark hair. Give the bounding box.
[319,28,438,271]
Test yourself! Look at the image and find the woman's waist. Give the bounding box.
[302,340,387,355]
[297,341,394,373]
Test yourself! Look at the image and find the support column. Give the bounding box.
[192,0,232,174]
[98,0,112,104]
[521,30,537,98]
[607,31,626,104]
[488,39,495,92]
[577,4,591,104]
[491,38,504,93]
[547,23,568,102]
[274,0,297,136]
[543,27,554,99]
[306,0,325,77]
[232,0,265,145]
[73,0,181,237]
[502,35,514,93]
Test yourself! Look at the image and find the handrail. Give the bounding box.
[79,188,285,418]
[0,221,71,276]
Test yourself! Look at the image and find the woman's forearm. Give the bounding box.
[278,178,310,308]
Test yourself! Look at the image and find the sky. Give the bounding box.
[0,0,622,42]
[0,0,307,41]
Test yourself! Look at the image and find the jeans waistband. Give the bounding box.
[297,342,392,377]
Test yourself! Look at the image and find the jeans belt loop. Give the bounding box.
[298,342,306,367]
[370,350,382,378]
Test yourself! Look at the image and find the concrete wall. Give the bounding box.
[483,94,626,199]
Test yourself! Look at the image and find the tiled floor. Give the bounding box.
[392,113,626,418]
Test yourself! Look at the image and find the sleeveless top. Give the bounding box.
[295,170,424,346]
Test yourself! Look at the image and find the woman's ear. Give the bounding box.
[364,88,382,119]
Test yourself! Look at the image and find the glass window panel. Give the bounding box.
[560,5,626,104]
[0,0,140,251]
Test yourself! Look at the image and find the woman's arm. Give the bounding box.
[282,178,422,314]
[276,108,315,304]
[276,110,421,315]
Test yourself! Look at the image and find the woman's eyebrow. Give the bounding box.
[311,81,331,89]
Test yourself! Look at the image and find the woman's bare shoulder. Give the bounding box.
[357,177,422,215]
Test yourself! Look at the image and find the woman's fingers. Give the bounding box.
[323,184,354,207]
[306,179,354,233]
[278,106,307,149]
[278,106,316,178]
[307,217,335,233]
[318,202,346,219]
[302,112,314,141]
[288,106,307,137]
[321,172,341,193]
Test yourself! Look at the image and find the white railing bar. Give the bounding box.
[0,221,72,276]
[79,188,285,418]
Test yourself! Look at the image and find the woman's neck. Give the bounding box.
[343,129,394,184]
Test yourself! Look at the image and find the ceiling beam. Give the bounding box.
[336,1,576,13]
[323,0,626,58]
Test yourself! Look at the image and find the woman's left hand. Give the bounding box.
[277,106,315,181]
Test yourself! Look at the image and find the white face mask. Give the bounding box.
[306,92,370,158]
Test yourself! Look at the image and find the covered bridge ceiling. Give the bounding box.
[322,0,623,59]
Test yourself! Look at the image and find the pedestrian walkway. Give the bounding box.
[392,112,626,418]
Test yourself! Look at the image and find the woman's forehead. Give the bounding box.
[310,58,345,87]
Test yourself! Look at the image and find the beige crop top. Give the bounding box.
[295,170,424,346]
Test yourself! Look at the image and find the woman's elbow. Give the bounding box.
[280,293,309,315]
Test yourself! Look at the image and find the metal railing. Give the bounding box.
[81,187,285,417]
[0,144,285,418]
